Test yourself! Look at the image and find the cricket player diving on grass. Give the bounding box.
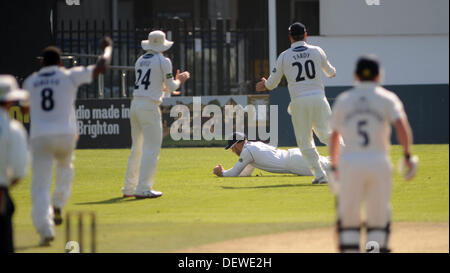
[329,55,417,253]
[23,37,113,246]
[256,22,339,185]
[213,132,330,177]
[122,30,190,199]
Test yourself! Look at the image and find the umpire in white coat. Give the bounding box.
[0,75,29,253]
[122,30,190,199]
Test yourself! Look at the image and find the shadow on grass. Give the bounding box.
[75,196,129,205]
[221,183,326,190]
[75,196,160,205]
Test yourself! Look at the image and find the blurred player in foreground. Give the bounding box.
[256,22,338,184]
[23,37,113,246]
[329,55,417,253]
[122,30,190,199]
[213,132,330,177]
[0,76,29,253]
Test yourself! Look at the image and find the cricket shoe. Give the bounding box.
[39,235,55,247]
[135,190,163,199]
[312,176,328,184]
[53,207,63,226]
[123,193,135,198]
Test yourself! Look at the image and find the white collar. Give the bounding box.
[354,81,379,89]
[291,41,307,48]
[39,65,59,72]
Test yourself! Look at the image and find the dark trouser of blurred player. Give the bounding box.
[0,187,15,253]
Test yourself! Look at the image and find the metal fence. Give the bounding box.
[55,19,270,99]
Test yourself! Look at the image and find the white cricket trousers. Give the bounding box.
[123,97,162,194]
[337,153,392,252]
[30,134,76,238]
[289,94,332,178]
[285,148,330,176]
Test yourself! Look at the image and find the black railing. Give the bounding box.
[55,19,270,99]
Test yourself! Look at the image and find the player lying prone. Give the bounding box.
[213,132,330,178]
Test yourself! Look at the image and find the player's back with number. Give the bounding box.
[133,53,170,102]
[332,85,405,155]
[281,44,332,95]
[24,65,93,139]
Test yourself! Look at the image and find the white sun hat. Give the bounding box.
[141,30,174,53]
[0,75,29,102]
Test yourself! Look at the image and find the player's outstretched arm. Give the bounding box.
[257,53,284,92]
[164,65,190,93]
[394,117,415,177]
[329,130,341,176]
[92,37,113,78]
[256,77,267,92]
[319,47,336,78]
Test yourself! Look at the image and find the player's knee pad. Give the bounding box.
[337,220,360,253]
[366,222,391,253]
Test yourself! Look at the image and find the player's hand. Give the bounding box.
[256,77,267,92]
[171,91,181,96]
[176,69,190,84]
[101,36,113,50]
[162,82,168,92]
[404,158,413,173]
[213,164,224,177]
[398,155,418,181]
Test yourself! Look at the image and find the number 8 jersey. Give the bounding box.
[133,52,179,102]
[265,41,336,99]
[23,65,94,139]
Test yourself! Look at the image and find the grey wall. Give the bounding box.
[320,0,449,36]
[270,85,449,147]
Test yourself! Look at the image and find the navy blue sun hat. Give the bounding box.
[225,132,247,150]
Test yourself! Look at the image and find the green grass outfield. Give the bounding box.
[11,144,449,253]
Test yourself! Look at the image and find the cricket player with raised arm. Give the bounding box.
[213,132,330,177]
[122,30,190,199]
[329,55,417,253]
[0,75,29,253]
[256,22,337,184]
[23,37,113,246]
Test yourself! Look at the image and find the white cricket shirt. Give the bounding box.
[23,65,94,139]
[133,51,180,103]
[330,82,406,155]
[222,141,327,177]
[265,41,336,99]
[0,109,28,187]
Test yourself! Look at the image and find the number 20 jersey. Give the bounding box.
[23,65,94,139]
[265,41,336,99]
